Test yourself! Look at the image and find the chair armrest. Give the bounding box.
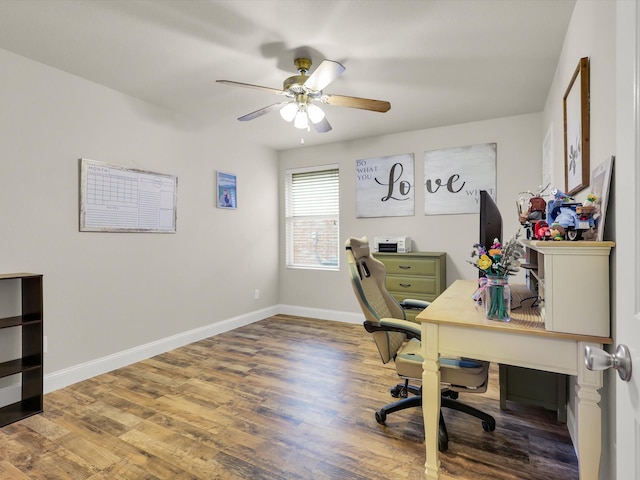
[364,318,421,341]
[401,298,431,310]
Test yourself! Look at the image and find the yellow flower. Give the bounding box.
[477,254,493,270]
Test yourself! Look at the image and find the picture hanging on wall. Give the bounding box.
[588,156,614,241]
[355,153,414,218]
[563,57,590,196]
[79,158,178,233]
[424,143,496,215]
[216,171,237,209]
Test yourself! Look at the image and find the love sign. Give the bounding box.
[424,143,497,215]
[356,153,415,218]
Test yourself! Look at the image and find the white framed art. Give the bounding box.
[589,156,614,241]
[355,153,414,218]
[79,158,177,233]
[424,143,496,215]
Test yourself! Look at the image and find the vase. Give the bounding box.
[483,275,511,321]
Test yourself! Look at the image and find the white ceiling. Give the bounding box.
[0,0,576,150]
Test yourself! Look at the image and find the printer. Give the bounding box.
[373,236,412,253]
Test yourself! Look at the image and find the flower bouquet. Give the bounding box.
[469,231,525,321]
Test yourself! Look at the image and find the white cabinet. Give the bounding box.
[522,240,615,337]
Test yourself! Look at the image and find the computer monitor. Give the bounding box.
[479,190,502,277]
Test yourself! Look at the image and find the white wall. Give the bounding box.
[541,1,616,479]
[278,114,542,314]
[543,1,616,200]
[0,48,280,381]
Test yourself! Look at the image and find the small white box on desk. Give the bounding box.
[522,239,615,337]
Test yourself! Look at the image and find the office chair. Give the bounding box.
[345,236,495,451]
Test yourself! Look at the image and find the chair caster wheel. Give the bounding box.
[375,410,386,424]
[482,419,496,432]
[390,386,403,398]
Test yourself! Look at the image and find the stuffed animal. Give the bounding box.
[547,189,575,219]
[582,227,598,241]
[584,193,597,207]
[549,223,565,241]
[534,221,551,240]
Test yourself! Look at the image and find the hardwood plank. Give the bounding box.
[0,460,31,480]
[0,315,578,479]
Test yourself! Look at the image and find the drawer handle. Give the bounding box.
[399,283,412,288]
[399,265,411,269]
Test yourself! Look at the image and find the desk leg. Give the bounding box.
[575,341,604,480]
[422,322,441,479]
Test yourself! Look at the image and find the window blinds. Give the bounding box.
[285,167,339,269]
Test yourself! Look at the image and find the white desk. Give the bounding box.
[416,280,612,479]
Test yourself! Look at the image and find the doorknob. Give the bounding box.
[584,344,632,381]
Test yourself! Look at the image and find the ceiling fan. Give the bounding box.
[216,58,391,133]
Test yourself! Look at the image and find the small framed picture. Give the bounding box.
[563,57,590,196]
[216,171,237,209]
[589,156,614,241]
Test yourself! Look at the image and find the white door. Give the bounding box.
[614,2,640,478]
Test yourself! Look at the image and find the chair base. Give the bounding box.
[440,392,496,450]
[374,385,496,452]
[390,380,421,398]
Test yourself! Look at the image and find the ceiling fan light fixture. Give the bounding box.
[280,102,298,122]
[294,109,309,129]
[307,103,326,124]
[217,56,390,138]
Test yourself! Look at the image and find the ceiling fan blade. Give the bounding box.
[304,60,346,92]
[311,116,332,133]
[238,102,288,122]
[216,80,285,96]
[321,94,391,112]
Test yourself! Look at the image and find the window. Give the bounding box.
[285,165,339,270]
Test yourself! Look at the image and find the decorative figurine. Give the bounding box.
[534,221,551,240]
[517,184,551,239]
[549,223,565,241]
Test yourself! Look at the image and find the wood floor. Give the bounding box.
[0,315,578,479]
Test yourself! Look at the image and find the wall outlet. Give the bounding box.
[254,289,260,300]
[43,336,48,354]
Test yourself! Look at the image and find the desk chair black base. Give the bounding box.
[375,394,450,451]
[390,380,421,398]
[375,385,496,452]
[440,391,496,451]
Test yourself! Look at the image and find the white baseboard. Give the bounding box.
[44,305,279,394]
[277,304,364,324]
[44,305,362,394]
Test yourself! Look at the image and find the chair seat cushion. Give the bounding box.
[395,338,489,391]
[395,338,424,378]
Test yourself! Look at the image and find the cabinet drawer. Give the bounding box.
[386,275,437,295]
[390,292,435,304]
[381,257,438,276]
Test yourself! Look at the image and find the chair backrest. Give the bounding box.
[345,236,407,364]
